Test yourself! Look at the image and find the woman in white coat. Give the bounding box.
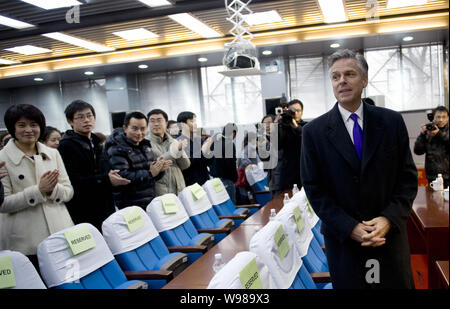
[0,104,74,268]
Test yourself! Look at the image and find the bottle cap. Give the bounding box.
[215,253,222,259]
[438,173,442,177]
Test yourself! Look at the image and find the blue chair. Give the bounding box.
[146,194,215,263]
[203,178,259,226]
[0,250,46,289]
[102,206,190,289]
[37,223,148,289]
[245,165,271,206]
[249,220,332,289]
[178,184,234,243]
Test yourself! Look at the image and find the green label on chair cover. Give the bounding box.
[190,183,206,200]
[274,225,290,261]
[293,206,305,233]
[239,258,263,289]
[264,186,269,191]
[306,199,314,214]
[161,196,179,214]
[64,225,96,256]
[0,257,16,289]
[123,208,145,233]
[212,178,223,193]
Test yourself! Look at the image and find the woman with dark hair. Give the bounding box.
[0,104,74,268]
[40,126,62,149]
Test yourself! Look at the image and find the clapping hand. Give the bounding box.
[108,169,131,187]
[0,161,7,180]
[39,169,59,196]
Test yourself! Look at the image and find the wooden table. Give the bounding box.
[163,190,291,289]
[435,261,449,289]
[407,186,449,289]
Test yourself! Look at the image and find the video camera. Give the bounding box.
[425,112,437,131]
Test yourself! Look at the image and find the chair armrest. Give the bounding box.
[124,270,173,281]
[310,272,331,283]
[125,281,148,289]
[236,203,260,209]
[197,227,231,234]
[167,245,208,253]
[218,214,248,220]
[254,191,269,195]
[320,245,326,253]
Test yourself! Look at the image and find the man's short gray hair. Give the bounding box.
[327,49,369,79]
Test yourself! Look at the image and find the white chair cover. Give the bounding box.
[203,178,230,205]
[207,251,275,289]
[275,201,314,258]
[0,250,46,289]
[249,220,302,289]
[245,164,267,186]
[37,223,114,288]
[146,194,189,233]
[102,206,160,256]
[178,186,213,217]
[290,188,320,228]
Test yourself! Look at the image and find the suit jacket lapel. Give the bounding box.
[361,103,384,174]
[326,103,361,173]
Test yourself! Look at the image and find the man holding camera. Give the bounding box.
[269,99,306,198]
[414,106,449,188]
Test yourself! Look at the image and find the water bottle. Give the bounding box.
[212,253,225,273]
[283,193,290,205]
[269,208,277,220]
[436,174,444,191]
[292,184,299,195]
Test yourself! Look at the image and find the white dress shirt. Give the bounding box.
[338,101,364,145]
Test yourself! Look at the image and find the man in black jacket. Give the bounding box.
[300,49,417,288]
[105,111,171,209]
[269,99,306,198]
[177,111,212,186]
[58,100,130,230]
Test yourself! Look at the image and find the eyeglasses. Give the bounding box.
[73,113,94,121]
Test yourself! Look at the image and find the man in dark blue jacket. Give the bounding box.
[300,49,417,288]
[105,111,171,209]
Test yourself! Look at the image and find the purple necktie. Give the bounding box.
[350,113,363,159]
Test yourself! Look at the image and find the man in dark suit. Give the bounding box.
[300,49,418,289]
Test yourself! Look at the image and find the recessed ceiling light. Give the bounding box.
[330,43,340,48]
[113,28,159,41]
[0,15,34,29]
[43,32,115,52]
[403,36,414,41]
[138,64,149,69]
[317,0,347,23]
[20,0,82,10]
[387,0,427,9]
[0,58,20,65]
[84,71,94,76]
[198,57,208,62]
[138,0,172,7]
[262,50,272,55]
[169,13,222,38]
[4,45,52,55]
[34,77,44,82]
[243,10,282,26]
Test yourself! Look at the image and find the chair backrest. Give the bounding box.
[249,220,302,289]
[203,178,230,206]
[290,188,320,229]
[179,184,216,219]
[146,194,191,233]
[37,223,125,288]
[207,251,275,289]
[245,164,267,186]
[275,201,314,258]
[102,206,160,256]
[0,250,46,289]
